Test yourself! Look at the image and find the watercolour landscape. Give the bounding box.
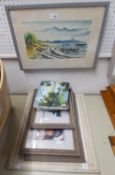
[23,20,92,60]
[33,81,70,110]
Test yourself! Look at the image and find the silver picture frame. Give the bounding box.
[5,2,109,70]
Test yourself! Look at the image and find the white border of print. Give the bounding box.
[25,129,74,150]
[34,110,70,124]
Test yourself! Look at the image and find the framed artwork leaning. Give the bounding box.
[5,2,109,70]
[22,128,81,156]
[33,81,70,110]
[21,128,85,163]
[6,91,100,172]
[18,89,85,163]
[29,89,76,129]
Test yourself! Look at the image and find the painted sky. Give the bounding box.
[23,20,92,42]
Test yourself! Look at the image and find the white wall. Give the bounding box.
[3,58,111,94]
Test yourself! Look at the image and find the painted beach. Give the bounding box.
[23,20,92,59]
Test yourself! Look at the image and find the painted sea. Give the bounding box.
[23,20,92,59]
[44,39,87,59]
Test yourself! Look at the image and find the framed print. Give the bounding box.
[33,81,70,110]
[33,110,70,124]
[6,91,100,172]
[22,129,79,156]
[19,89,85,163]
[29,89,76,129]
[5,2,109,70]
[30,110,72,129]
[21,128,85,163]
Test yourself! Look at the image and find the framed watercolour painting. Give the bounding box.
[29,89,76,129]
[33,81,70,110]
[5,2,109,70]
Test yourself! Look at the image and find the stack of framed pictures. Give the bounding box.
[19,87,85,163]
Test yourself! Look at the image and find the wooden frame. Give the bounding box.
[29,89,76,129]
[23,154,83,163]
[20,90,85,162]
[5,2,109,70]
[21,128,81,157]
[21,128,84,162]
[6,92,100,173]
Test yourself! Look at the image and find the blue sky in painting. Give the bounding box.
[23,20,92,42]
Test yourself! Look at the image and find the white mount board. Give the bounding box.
[0,0,115,58]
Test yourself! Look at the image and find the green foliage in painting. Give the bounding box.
[24,32,37,45]
[39,92,66,107]
[60,82,70,91]
[58,94,65,106]
[34,81,69,109]
[39,92,56,107]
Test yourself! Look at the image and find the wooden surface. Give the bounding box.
[109,136,115,155]
[109,85,115,102]
[100,89,115,129]
[0,59,12,135]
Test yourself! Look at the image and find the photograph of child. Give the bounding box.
[28,129,64,141]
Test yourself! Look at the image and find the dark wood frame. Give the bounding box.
[29,89,76,129]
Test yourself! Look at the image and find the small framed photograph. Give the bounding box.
[29,89,76,129]
[5,2,109,70]
[21,128,83,158]
[30,110,72,129]
[24,129,72,151]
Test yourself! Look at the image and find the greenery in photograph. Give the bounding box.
[34,81,69,109]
